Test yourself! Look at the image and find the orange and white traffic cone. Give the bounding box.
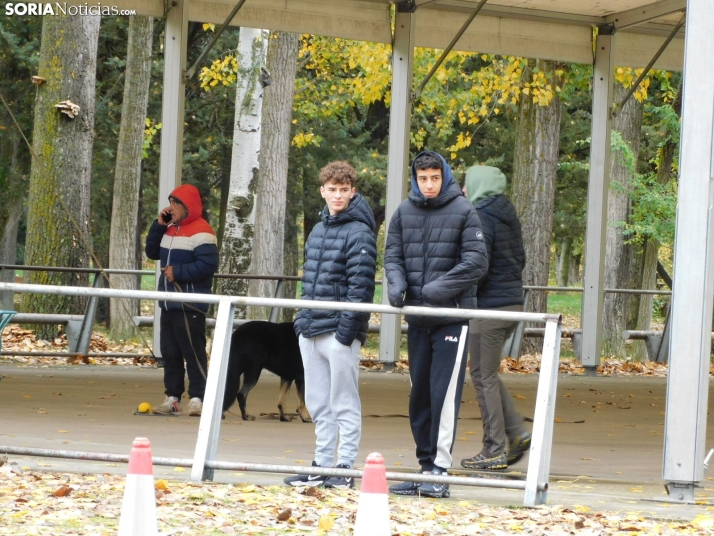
[118,437,158,536]
[354,452,390,536]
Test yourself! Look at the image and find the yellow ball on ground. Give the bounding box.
[137,402,152,413]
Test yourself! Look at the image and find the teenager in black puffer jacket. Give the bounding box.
[459,165,532,472]
[385,150,488,498]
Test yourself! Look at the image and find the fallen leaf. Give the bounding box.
[277,508,292,522]
[319,514,335,531]
[53,485,72,497]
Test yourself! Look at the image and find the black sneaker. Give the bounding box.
[461,452,508,471]
[283,461,327,487]
[389,479,421,496]
[507,432,532,465]
[323,463,354,489]
[417,469,450,498]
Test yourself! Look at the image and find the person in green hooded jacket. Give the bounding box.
[459,165,532,471]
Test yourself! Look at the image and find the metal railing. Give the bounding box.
[0,281,561,507]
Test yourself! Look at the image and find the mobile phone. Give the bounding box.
[162,212,172,223]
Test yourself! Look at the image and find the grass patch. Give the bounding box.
[547,292,582,317]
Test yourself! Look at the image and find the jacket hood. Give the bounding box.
[465,165,507,204]
[410,150,454,199]
[320,193,376,231]
[169,184,203,225]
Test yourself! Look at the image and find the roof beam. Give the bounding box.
[606,0,686,30]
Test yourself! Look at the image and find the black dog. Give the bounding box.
[222,321,311,423]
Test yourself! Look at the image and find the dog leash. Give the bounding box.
[171,281,208,381]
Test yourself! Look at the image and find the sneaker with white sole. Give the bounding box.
[153,396,181,415]
[187,397,202,417]
[417,469,450,498]
[323,463,354,489]
[284,461,327,487]
[389,470,430,496]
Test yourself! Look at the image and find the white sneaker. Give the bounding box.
[187,397,202,417]
[153,396,181,415]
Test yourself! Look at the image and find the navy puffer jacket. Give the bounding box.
[384,152,488,327]
[474,194,526,308]
[295,194,377,346]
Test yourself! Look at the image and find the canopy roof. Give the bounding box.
[114,0,685,70]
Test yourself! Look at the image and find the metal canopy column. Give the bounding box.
[580,27,615,371]
[379,2,416,365]
[663,0,714,502]
[153,0,189,357]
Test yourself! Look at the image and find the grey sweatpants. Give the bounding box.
[299,333,362,468]
[469,304,528,456]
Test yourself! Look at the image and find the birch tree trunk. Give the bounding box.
[22,14,101,340]
[248,31,299,320]
[216,28,267,318]
[511,59,562,354]
[602,83,643,357]
[109,16,153,340]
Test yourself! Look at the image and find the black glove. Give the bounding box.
[389,293,405,308]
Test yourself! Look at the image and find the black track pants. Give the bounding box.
[160,309,208,400]
[407,322,469,471]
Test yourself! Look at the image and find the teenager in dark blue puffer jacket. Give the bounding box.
[285,161,377,490]
[385,150,488,498]
[145,184,218,417]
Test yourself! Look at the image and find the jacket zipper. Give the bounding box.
[422,211,430,298]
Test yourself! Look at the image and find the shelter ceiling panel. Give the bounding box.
[187,0,392,44]
[427,0,679,18]
[416,8,594,64]
[615,30,683,71]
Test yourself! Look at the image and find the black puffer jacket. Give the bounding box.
[294,194,377,346]
[384,153,488,327]
[474,194,526,308]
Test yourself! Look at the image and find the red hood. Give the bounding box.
[169,184,203,225]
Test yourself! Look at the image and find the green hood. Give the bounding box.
[464,165,507,204]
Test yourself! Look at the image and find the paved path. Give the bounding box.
[1,361,713,518]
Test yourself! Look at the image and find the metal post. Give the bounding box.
[580,27,615,371]
[663,0,714,502]
[192,299,235,481]
[153,0,189,359]
[268,279,285,323]
[70,273,107,355]
[523,318,562,506]
[379,4,416,366]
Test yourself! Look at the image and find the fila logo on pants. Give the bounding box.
[445,335,458,342]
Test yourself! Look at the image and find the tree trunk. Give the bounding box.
[512,59,562,354]
[569,252,581,286]
[248,31,299,320]
[631,137,677,360]
[22,14,101,340]
[281,201,300,323]
[109,16,153,340]
[556,238,572,287]
[216,28,267,318]
[602,83,643,357]
[0,136,25,310]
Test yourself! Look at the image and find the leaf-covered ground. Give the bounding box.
[0,325,685,377]
[1,461,713,535]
